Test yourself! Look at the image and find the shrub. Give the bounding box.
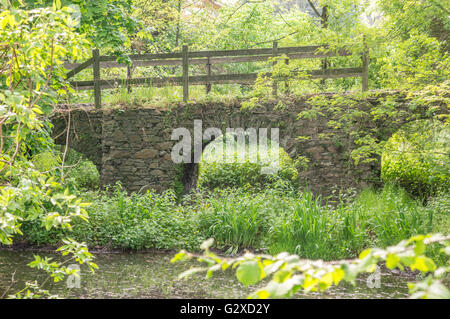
[32,146,100,190]
[72,187,203,250]
[381,120,449,197]
[62,147,100,190]
[32,151,60,173]
[20,186,203,250]
[17,184,444,263]
[197,133,299,191]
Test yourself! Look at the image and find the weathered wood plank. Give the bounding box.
[92,49,101,108]
[70,67,364,90]
[92,45,328,65]
[206,57,211,94]
[187,45,323,58]
[272,41,278,96]
[182,45,189,102]
[91,49,352,69]
[65,58,93,78]
[99,52,183,62]
[362,37,369,91]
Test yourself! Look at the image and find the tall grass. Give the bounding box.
[194,189,287,252]
[73,83,245,107]
[269,192,334,259]
[350,184,433,247]
[269,184,435,260]
[18,184,445,261]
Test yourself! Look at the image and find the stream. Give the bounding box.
[0,249,417,299]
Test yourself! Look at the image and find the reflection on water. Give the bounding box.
[0,250,415,299]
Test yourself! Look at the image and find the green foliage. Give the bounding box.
[171,163,185,200]
[131,0,179,52]
[0,4,96,298]
[62,148,100,190]
[194,189,287,252]
[270,184,437,259]
[173,234,450,299]
[10,238,97,298]
[197,134,299,191]
[19,184,448,264]
[377,32,449,89]
[22,0,142,55]
[32,151,60,173]
[32,147,100,190]
[21,185,204,250]
[349,184,435,247]
[376,0,449,42]
[0,4,89,243]
[75,186,202,250]
[382,120,449,197]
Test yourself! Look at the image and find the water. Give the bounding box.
[0,249,416,299]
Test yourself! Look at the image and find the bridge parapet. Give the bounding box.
[52,93,441,194]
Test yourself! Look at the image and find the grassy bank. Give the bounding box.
[16,184,449,262]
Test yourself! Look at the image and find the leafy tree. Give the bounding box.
[131,0,181,52]
[22,0,142,54]
[382,120,450,198]
[377,0,449,45]
[0,2,97,298]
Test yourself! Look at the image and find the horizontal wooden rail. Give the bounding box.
[65,49,352,70]
[65,42,369,108]
[65,58,93,78]
[70,67,363,90]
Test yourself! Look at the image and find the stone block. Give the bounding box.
[135,149,158,159]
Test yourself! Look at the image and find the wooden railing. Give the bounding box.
[65,41,369,108]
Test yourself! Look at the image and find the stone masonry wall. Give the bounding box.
[52,94,432,195]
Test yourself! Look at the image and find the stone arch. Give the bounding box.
[51,109,103,175]
[51,93,445,195]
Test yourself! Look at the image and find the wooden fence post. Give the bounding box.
[127,65,133,93]
[206,57,211,94]
[92,49,101,108]
[362,36,369,91]
[285,57,289,93]
[272,41,278,97]
[182,45,189,102]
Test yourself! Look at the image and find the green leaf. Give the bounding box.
[414,241,426,255]
[236,261,262,286]
[410,257,436,273]
[359,249,371,260]
[386,254,400,269]
[171,251,187,263]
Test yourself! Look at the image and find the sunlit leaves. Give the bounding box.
[0,5,97,298]
[236,260,264,287]
[174,234,450,299]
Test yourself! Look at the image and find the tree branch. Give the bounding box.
[307,0,321,18]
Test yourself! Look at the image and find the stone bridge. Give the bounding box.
[51,93,438,195]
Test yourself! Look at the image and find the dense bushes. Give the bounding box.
[17,184,447,261]
[197,134,299,191]
[63,147,100,190]
[20,186,203,250]
[381,120,449,197]
[32,146,100,190]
